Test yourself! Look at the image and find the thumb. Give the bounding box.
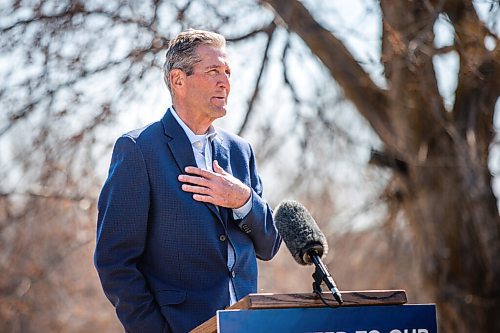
[213,160,226,174]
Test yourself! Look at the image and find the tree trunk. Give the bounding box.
[380,2,500,330]
[395,132,500,332]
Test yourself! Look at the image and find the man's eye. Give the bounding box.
[208,69,218,75]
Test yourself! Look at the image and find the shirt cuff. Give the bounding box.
[232,192,252,220]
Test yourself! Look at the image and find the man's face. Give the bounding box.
[183,44,231,124]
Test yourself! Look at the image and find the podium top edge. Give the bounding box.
[229,290,408,310]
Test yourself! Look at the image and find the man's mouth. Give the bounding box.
[211,96,226,107]
[212,96,226,103]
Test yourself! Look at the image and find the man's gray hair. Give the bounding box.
[163,29,226,93]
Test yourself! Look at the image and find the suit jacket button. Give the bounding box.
[219,235,226,242]
[231,270,236,278]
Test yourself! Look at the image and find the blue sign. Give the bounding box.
[217,304,436,333]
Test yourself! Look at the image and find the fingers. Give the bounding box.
[192,193,215,204]
[178,174,210,187]
[178,166,216,187]
[181,184,210,195]
[179,163,226,186]
[184,166,213,178]
[178,166,217,204]
[212,160,226,175]
[180,181,218,205]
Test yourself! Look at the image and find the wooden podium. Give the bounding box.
[191,290,437,333]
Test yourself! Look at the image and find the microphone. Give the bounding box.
[274,200,343,305]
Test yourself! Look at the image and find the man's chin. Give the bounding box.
[211,106,227,118]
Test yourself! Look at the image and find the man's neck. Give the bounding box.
[171,104,211,135]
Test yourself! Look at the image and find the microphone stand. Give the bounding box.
[310,252,343,305]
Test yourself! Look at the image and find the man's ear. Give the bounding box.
[170,69,186,95]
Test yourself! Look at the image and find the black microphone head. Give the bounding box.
[274,200,328,265]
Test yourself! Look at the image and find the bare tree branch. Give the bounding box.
[263,0,396,148]
[237,24,276,136]
[226,20,276,42]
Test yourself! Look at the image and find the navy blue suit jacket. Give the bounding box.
[94,109,281,333]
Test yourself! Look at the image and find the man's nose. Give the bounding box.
[217,73,230,91]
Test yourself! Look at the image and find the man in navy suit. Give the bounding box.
[94,29,282,333]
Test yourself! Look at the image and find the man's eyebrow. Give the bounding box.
[205,64,230,70]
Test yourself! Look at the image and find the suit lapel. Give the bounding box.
[211,135,230,173]
[162,109,197,173]
[161,109,223,223]
[211,135,232,226]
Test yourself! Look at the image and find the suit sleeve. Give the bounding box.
[236,144,282,261]
[94,136,167,333]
